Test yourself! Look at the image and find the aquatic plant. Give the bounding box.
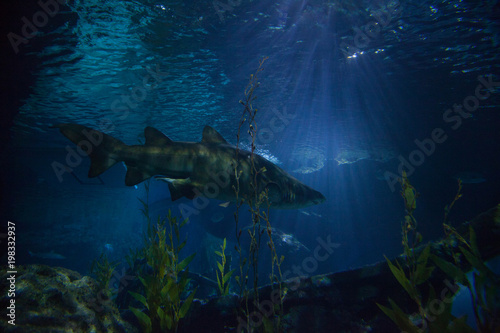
[125,246,144,272]
[378,172,500,332]
[129,182,197,333]
[432,228,500,331]
[90,252,119,298]
[233,57,285,332]
[433,210,500,332]
[215,238,235,296]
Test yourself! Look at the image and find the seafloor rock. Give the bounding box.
[180,204,500,332]
[0,265,136,333]
[4,205,497,332]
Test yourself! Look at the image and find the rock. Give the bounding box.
[0,265,137,333]
[179,204,500,332]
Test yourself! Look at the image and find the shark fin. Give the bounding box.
[168,178,196,201]
[154,176,175,183]
[202,126,228,144]
[52,123,125,178]
[144,127,173,146]
[125,165,152,186]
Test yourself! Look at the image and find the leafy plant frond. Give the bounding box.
[129,183,197,333]
[377,173,499,332]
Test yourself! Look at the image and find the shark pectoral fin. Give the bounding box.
[167,178,196,201]
[153,176,196,200]
[155,176,175,183]
[125,165,152,186]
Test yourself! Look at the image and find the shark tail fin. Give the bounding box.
[52,123,126,177]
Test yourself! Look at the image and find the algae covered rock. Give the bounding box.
[0,264,136,333]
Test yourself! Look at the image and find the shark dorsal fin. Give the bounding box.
[144,127,173,146]
[202,126,228,144]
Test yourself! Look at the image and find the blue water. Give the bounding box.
[2,0,500,295]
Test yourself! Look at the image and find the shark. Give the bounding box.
[53,123,326,209]
[28,250,66,260]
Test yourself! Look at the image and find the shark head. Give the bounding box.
[264,177,326,209]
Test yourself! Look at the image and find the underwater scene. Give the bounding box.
[1,0,500,332]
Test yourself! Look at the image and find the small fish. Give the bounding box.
[29,250,66,260]
[300,210,322,218]
[104,243,114,252]
[210,213,224,223]
[454,172,486,184]
[243,225,310,252]
[279,232,310,252]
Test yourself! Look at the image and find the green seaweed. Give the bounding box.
[125,246,144,272]
[432,224,500,332]
[90,252,119,298]
[215,238,235,296]
[129,182,197,333]
[377,172,490,332]
[233,57,285,332]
